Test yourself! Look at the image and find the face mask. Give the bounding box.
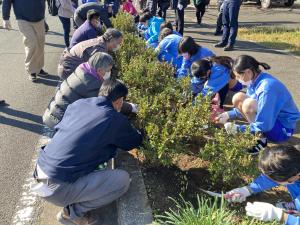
[103,71,111,80]
[112,44,121,52]
[182,53,190,60]
[238,79,252,86]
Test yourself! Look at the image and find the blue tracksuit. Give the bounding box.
[228,72,300,141]
[191,64,231,97]
[156,34,183,69]
[145,16,165,44]
[249,175,300,225]
[177,47,215,78]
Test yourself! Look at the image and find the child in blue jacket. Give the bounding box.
[190,56,242,108]
[225,144,300,225]
[217,55,300,154]
[156,28,183,69]
[177,36,215,78]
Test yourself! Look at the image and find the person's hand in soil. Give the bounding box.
[215,112,229,124]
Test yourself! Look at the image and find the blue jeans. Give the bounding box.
[221,0,241,46]
[59,16,71,47]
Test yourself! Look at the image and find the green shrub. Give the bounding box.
[155,196,279,225]
[114,13,259,185]
[111,12,137,34]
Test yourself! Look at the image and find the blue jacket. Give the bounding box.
[249,175,300,225]
[156,34,183,68]
[2,0,45,22]
[70,20,99,48]
[145,16,164,44]
[228,72,300,133]
[37,96,143,183]
[191,64,231,97]
[177,47,215,78]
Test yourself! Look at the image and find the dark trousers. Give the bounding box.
[195,2,206,24]
[71,0,79,29]
[221,0,241,46]
[215,2,223,33]
[218,84,229,108]
[59,16,71,47]
[175,8,184,35]
[158,8,167,19]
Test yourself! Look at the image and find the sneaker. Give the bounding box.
[38,69,49,77]
[214,31,223,36]
[224,45,234,51]
[247,138,267,155]
[276,202,297,211]
[57,208,98,225]
[214,42,227,48]
[0,100,9,107]
[28,73,38,82]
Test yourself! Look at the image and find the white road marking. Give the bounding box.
[11,133,52,225]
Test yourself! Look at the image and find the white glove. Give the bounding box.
[217,112,229,124]
[225,186,251,203]
[177,3,183,10]
[3,20,12,30]
[246,202,283,222]
[224,122,239,135]
[129,103,139,113]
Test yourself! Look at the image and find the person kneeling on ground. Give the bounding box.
[177,36,214,78]
[225,144,300,225]
[33,79,143,225]
[69,9,102,48]
[43,52,138,129]
[216,55,300,155]
[190,56,242,111]
[58,28,123,80]
[155,28,183,69]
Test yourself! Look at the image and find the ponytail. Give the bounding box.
[233,55,271,75]
[258,62,271,70]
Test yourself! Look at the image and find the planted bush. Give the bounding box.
[113,13,259,185]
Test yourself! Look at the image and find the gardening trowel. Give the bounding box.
[198,188,223,198]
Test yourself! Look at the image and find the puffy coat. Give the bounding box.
[57,36,108,80]
[43,65,102,129]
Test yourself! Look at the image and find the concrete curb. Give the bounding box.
[116,151,153,225]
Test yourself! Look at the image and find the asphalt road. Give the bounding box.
[0,1,299,224]
[0,13,64,224]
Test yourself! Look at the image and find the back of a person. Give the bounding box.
[43,66,101,128]
[70,20,97,48]
[162,34,182,54]
[250,72,300,129]
[7,0,45,22]
[39,97,119,182]
[148,16,164,36]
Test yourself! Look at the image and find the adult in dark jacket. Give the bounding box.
[104,0,120,16]
[70,9,102,48]
[146,0,158,16]
[2,0,48,81]
[43,52,113,129]
[74,2,113,28]
[34,79,143,225]
[170,0,188,35]
[57,28,123,80]
[193,0,208,25]
[44,52,136,129]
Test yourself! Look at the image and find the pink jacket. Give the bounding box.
[122,1,137,16]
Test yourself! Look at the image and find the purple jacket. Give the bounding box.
[70,20,99,48]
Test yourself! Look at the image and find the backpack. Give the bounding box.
[47,0,60,16]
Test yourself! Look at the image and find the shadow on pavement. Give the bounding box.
[37,74,60,87]
[45,42,66,49]
[0,107,42,124]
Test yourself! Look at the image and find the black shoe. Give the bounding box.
[28,73,38,82]
[214,42,227,48]
[38,69,49,77]
[0,100,9,107]
[247,138,267,155]
[224,45,234,51]
[214,31,223,36]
